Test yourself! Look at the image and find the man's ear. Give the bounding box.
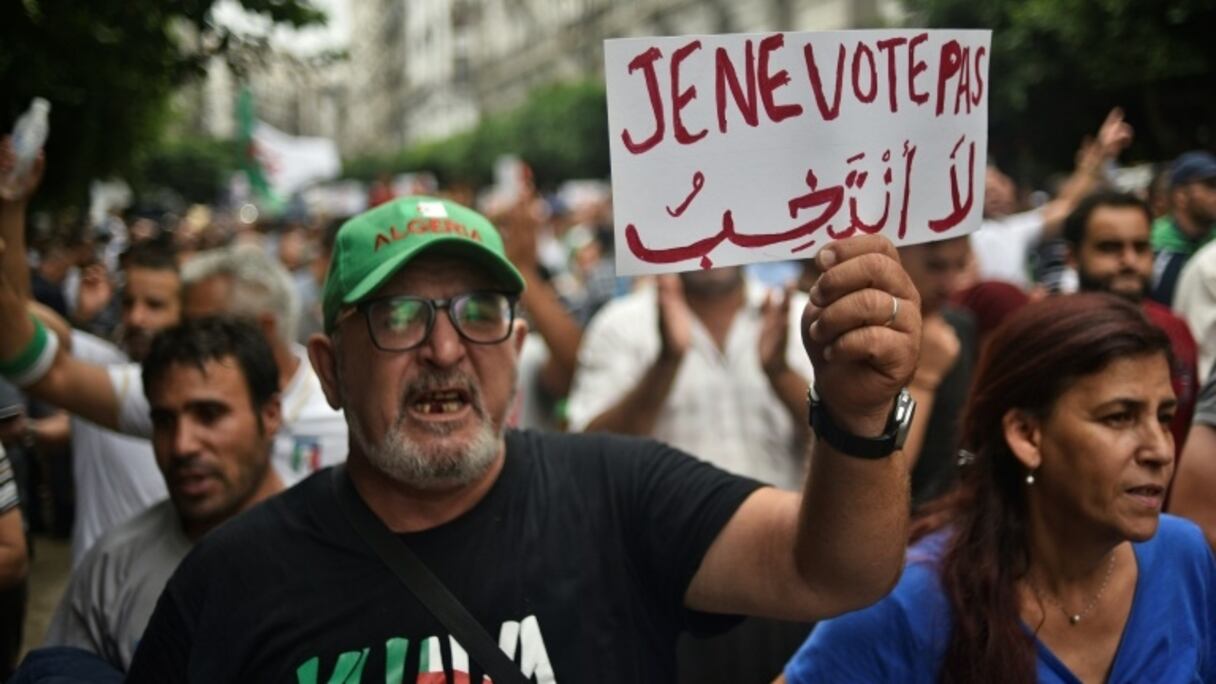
[1002,408,1042,472]
[257,312,279,348]
[259,394,283,437]
[307,333,343,410]
[510,317,528,357]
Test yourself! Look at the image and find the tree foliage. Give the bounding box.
[0,0,324,207]
[904,0,1216,182]
[344,81,610,190]
[131,135,240,206]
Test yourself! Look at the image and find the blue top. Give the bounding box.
[785,515,1216,683]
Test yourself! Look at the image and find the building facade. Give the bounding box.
[341,0,903,156]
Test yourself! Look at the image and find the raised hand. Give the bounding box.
[802,236,922,436]
[0,135,46,203]
[1095,107,1133,159]
[74,263,114,324]
[656,274,692,362]
[758,284,794,377]
[914,312,961,391]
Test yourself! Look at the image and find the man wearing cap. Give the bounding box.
[127,197,922,683]
[1148,150,1216,306]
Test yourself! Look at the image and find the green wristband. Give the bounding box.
[0,315,53,385]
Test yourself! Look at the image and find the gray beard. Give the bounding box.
[344,370,508,491]
[353,411,500,491]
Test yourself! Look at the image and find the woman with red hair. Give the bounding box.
[780,293,1216,683]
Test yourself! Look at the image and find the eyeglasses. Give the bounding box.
[345,291,517,352]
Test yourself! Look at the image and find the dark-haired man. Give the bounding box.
[43,317,284,672]
[128,197,922,682]
[1148,150,1216,306]
[1063,190,1198,449]
[0,209,347,496]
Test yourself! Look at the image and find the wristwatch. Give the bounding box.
[807,385,916,459]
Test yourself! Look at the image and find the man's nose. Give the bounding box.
[417,309,466,367]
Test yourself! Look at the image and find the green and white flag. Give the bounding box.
[237,88,340,212]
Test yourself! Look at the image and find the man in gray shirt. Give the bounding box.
[43,317,285,671]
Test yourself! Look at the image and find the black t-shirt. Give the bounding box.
[126,430,763,683]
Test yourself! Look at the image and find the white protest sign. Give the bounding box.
[605,29,991,275]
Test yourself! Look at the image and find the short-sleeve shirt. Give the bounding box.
[567,281,813,490]
[969,209,1047,289]
[68,331,166,566]
[783,515,1216,683]
[1172,239,1216,386]
[1150,215,1215,307]
[126,430,763,683]
[44,500,190,671]
[106,344,348,485]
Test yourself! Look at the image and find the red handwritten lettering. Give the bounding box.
[803,43,846,121]
[898,141,917,239]
[851,41,878,104]
[666,171,706,217]
[714,42,758,133]
[971,46,986,106]
[876,37,907,113]
[624,221,731,266]
[953,45,972,115]
[928,135,975,232]
[935,40,963,117]
[907,33,929,106]
[621,47,665,154]
[758,34,804,123]
[672,40,707,145]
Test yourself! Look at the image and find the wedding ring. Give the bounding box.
[885,295,899,328]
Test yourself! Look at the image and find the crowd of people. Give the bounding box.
[0,104,1212,683]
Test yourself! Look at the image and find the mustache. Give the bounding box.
[165,457,220,482]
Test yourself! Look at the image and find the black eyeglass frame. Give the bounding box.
[343,291,519,352]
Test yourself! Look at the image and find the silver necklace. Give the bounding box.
[1030,550,1117,626]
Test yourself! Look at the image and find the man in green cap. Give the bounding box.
[127,196,923,683]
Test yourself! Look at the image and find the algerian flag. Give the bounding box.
[416,637,446,684]
[236,88,340,212]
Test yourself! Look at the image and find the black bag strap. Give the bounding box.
[332,467,529,684]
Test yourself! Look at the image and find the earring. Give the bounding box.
[1026,471,1036,486]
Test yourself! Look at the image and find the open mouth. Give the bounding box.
[173,471,215,497]
[410,389,472,416]
[1125,484,1165,508]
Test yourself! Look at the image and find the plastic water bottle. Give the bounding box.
[2,98,50,194]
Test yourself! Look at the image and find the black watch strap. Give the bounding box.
[808,387,915,459]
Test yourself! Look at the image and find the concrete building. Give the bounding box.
[179,0,905,157]
[174,0,352,145]
[338,0,904,156]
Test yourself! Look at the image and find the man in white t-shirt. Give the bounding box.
[104,245,347,484]
[569,267,813,490]
[0,145,174,564]
[0,200,348,487]
[62,244,180,565]
[968,108,1132,289]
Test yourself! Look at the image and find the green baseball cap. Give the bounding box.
[322,196,525,332]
